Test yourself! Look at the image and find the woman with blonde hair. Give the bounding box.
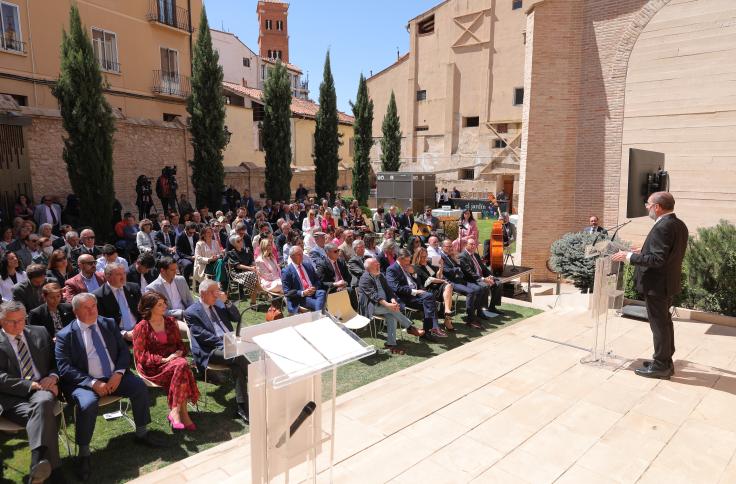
[255,238,283,293]
[136,219,156,253]
[412,246,454,333]
[302,209,319,252]
[193,225,223,284]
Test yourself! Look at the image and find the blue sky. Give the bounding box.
[203,0,435,113]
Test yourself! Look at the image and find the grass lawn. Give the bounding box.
[476,217,516,254]
[1,300,540,483]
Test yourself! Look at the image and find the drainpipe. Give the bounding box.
[187,0,193,73]
[25,0,38,105]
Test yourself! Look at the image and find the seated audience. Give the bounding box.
[377,240,398,273]
[0,300,63,483]
[127,252,157,293]
[315,243,351,293]
[412,247,455,331]
[175,222,198,284]
[55,293,164,481]
[33,237,53,265]
[0,251,28,302]
[136,219,156,254]
[146,257,194,321]
[347,239,367,290]
[154,220,177,257]
[29,282,75,338]
[255,239,283,294]
[12,263,47,313]
[281,245,326,315]
[133,291,199,431]
[457,238,502,318]
[226,234,259,304]
[193,225,223,285]
[46,249,77,285]
[76,229,101,261]
[358,258,424,354]
[386,249,444,339]
[439,239,486,329]
[62,254,106,302]
[426,236,442,266]
[96,244,129,273]
[185,280,249,423]
[93,263,141,342]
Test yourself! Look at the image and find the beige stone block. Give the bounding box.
[555,464,618,484]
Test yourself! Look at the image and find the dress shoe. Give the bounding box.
[407,326,425,337]
[29,459,51,484]
[467,320,482,329]
[490,306,505,316]
[235,407,250,424]
[642,360,653,368]
[133,432,168,448]
[635,365,674,380]
[75,456,91,482]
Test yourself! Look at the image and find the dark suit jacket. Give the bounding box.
[126,264,157,287]
[347,256,366,288]
[281,260,322,315]
[184,301,239,369]
[93,283,142,331]
[385,262,420,301]
[440,251,466,285]
[399,213,414,231]
[0,326,56,407]
[55,317,129,391]
[458,250,491,283]
[315,257,352,290]
[630,214,688,297]
[154,230,176,253]
[28,303,75,338]
[383,213,401,229]
[357,271,396,318]
[175,233,198,260]
[12,280,45,312]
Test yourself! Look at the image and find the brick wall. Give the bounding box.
[519,0,673,281]
[24,110,194,217]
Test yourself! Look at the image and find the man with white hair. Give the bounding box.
[426,236,441,266]
[184,279,249,423]
[281,246,326,315]
[358,258,424,354]
[93,263,142,342]
[55,293,162,480]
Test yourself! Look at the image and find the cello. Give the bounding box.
[490,220,504,276]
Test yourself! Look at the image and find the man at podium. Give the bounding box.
[612,192,688,380]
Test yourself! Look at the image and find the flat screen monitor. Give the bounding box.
[627,148,666,218]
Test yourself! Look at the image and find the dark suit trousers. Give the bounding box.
[3,390,61,467]
[72,373,150,445]
[209,349,249,408]
[450,282,482,318]
[646,294,675,368]
[403,292,437,331]
[178,258,193,282]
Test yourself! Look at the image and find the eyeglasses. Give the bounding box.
[645,202,657,208]
[2,318,25,325]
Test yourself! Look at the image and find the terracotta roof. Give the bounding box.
[223,81,354,125]
[261,57,302,74]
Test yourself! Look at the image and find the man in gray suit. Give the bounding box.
[145,257,194,320]
[0,300,62,483]
[33,197,62,235]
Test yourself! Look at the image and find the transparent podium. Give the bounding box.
[224,311,375,483]
[581,240,626,367]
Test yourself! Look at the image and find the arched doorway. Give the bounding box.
[618,0,736,242]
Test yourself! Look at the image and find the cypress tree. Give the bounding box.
[380,91,402,172]
[313,51,341,200]
[52,4,115,239]
[351,74,374,206]
[187,7,227,211]
[262,62,293,201]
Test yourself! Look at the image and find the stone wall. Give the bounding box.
[24,109,194,217]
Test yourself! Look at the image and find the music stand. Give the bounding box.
[224,311,375,483]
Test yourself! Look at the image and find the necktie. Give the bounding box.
[115,288,134,331]
[209,307,228,334]
[49,206,58,226]
[333,260,343,281]
[89,325,113,378]
[164,233,170,246]
[391,216,397,228]
[15,335,35,380]
[297,265,311,290]
[470,253,482,276]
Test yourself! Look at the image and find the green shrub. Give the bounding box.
[681,221,736,316]
[623,263,641,300]
[549,232,604,292]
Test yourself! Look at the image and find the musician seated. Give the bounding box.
[414,206,440,242]
[457,239,503,320]
[583,215,608,235]
[386,249,445,340]
[500,214,516,248]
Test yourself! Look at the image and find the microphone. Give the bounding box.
[275,401,317,448]
[610,220,631,242]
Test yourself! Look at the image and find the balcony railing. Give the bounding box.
[99,59,121,73]
[152,70,191,98]
[0,38,26,54]
[146,0,191,32]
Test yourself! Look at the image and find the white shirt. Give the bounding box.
[290,261,312,291]
[201,302,228,337]
[138,272,148,293]
[161,276,184,310]
[77,320,116,380]
[399,265,419,295]
[81,273,101,293]
[109,283,134,331]
[3,329,40,380]
[96,256,129,273]
[427,245,442,266]
[45,205,57,224]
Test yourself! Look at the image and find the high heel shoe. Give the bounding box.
[167,414,185,431]
[443,314,455,331]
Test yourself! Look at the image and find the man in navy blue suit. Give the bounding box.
[55,293,163,481]
[184,279,249,423]
[281,246,327,315]
[386,248,440,341]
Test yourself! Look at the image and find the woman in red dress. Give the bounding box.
[133,291,200,430]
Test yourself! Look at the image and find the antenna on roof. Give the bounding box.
[397,47,400,60]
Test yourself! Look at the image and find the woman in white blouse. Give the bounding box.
[136,219,157,253]
[193,225,224,284]
[301,209,319,252]
[0,251,28,302]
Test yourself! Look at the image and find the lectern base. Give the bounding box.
[580,351,629,370]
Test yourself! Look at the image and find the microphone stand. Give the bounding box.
[608,220,631,242]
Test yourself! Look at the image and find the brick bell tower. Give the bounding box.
[257,0,289,63]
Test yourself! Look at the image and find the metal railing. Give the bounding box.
[152,70,191,98]
[99,59,121,73]
[146,0,191,32]
[1,38,26,54]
